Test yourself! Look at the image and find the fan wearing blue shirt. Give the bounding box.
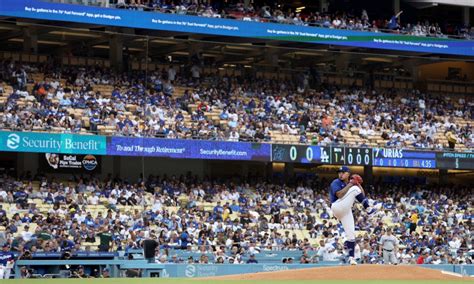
[388,11,403,30]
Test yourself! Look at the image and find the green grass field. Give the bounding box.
[2,279,472,284]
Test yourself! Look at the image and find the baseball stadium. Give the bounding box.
[0,0,472,283]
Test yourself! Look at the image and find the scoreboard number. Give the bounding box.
[346,148,372,166]
[290,146,297,161]
[306,147,313,162]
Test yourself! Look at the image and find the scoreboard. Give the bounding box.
[271,145,330,164]
[331,147,372,166]
[271,145,473,169]
[272,145,372,166]
[436,152,474,169]
[372,148,436,169]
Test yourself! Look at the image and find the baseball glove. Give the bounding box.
[350,174,363,185]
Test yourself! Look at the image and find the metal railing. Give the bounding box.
[0,125,470,152]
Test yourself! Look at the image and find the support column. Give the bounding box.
[402,60,420,83]
[109,35,123,72]
[23,27,38,54]
[244,0,250,9]
[188,42,203,63]
[265,48,279,67]
[393,0,400,14]
[335,53,350,71]
[364,166,373,185]
[284,163,294,181]
[439,169,448,185]
[462,7,470,27]
[320,0,329,13]
[242,163,249,178]
[113,156,121,179]
[266,163,273,182]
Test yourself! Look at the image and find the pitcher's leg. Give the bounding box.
[339,210,356,257]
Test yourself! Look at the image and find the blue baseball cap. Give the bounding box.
[337,166,351,173]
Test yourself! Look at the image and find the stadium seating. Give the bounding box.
[0,172,471,269]
[1,56,472,151]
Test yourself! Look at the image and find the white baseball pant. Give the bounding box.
[330,185,362,241]
[0,265,12,279]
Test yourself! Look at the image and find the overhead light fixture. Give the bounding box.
[170,51,189,56]
[226,45,255,50]
[0,25,14,30]
[293,51,323,56]
[296,6,305,12]
[93,45,143,51]
[8,38,67,46]
[363,57,393,63]
[49,31,100,38]
[150,39,179,44]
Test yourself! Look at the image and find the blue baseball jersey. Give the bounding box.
[0,251,14,266]
[329,178,347,203]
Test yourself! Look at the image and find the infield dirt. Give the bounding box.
[205,265,471,280]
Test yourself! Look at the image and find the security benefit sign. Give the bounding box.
[0,131,106,155]
[41,153,101,173]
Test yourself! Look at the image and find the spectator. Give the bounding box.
[445,127,457,150]
[388,11,403,30]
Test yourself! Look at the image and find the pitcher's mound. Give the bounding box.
[206,265,469,280]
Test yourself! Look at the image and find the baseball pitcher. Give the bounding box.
[329,166,376,265]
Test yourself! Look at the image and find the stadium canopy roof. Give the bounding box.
[0,12,472,71]
[404,0,474,7]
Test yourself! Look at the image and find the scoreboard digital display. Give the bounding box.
[436,152,474,169]
[372,148,436,169]
[331,147,372,166]
[272,145,372,166]
[270,145,472,170]
[271,145,330,164]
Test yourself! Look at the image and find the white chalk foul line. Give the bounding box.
[441,270,463,278]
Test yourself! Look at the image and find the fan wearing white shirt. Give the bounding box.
[168,65,177,82]
[21,225,33,242]
[88,194,99,205]
[228,130,239,142]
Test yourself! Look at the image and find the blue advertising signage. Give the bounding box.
[107,136,271,161]
[372,148,437,169]
[0,131,107,155]
[0,0,473,56]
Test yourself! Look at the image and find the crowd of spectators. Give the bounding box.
[54,0,474,40]
[1,61,472,150]
[0,171,472,270]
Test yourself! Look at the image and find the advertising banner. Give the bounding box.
[107,136,271,161]
[40,153,101,173]
[0,0,472,56]
[165,264,320,278]
[0,131,107,155]
[1,130,472,169]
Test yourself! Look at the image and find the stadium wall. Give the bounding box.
[14,259,474,278]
